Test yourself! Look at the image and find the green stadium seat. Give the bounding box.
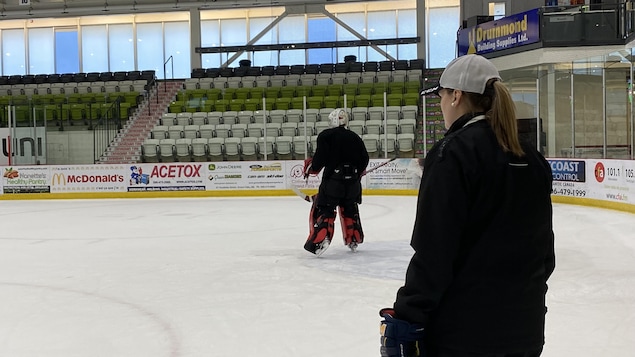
[290,96,305,110]
[275,97,292,110]
[402,93,420,106]
[373,82,390,95]
[371,93,386,107]
[311,85,328,97]
[69,103,87,124]
[214,99,231,112]
[307,96,324,109]
[354,94,371,107]
[388,82,406,94]
[295,85,312,97]
[339,95,354,109]
[404,81,421,94]
[265,87,281,99]
[342,83,358,97]
[280,86,296,98]
[244,97,261,111]
[169,100,185,113]
[357,83,375,95]
[207,88,222,100]
[323,96,340,108]
[387,93,404,107]
[229,98,245,111]
[326,84,343,97]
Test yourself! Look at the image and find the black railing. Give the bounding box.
[92,98,125,164]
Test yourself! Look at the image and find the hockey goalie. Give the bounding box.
[303,108,369,256]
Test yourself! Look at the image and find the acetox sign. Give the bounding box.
[150,164,201,178]
[128,164,205,192]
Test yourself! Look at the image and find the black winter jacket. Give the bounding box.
[394,113,555,354]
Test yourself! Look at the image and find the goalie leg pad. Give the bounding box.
[338,205,364,247]
[304,201,336,255]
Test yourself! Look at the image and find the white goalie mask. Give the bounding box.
[328,108,349,128]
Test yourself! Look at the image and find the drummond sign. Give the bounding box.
[458,9,540,56]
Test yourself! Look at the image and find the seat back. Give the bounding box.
[275,136,293,159]
[362,134,381,157]
[365,120,383,135]
[167,125,184,139]
[231,123,248,138]
[191,112,208,125]
[214,123,232,138]
[247,123,265,138]
[175,112,192,126]
[141,139,160,162]
[183,125,200,139]
[191,138,208,161]
[159,139,176,161]
[314,121,330,135]
[399,119,416,134]
[207,111,224,125]
[224,137,241,160]
[397,133,415,157]
[175,138,192,159]
[281,122,298,137]
[151,125,169,139]
[292,136,310,159]
[199,124,215,139]
[240,137,259,160]
[207,137,225,160]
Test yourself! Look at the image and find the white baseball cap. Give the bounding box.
[421,54,501,96]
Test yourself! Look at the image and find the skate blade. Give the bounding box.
[314,240,330,257]
[348,242,358,252]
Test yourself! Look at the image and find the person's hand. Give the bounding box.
[303,158,319,179]
[379,308,424,357]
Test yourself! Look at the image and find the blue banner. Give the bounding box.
[548,159,586,182]
[458,9,540,56]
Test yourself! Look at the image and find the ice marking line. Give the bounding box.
[0,281,181,357]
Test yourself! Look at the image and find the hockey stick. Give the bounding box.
[362,156,398,176]
[290,157,398,202]
[290,184,314,202]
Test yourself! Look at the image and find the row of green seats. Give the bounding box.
[0,91,140,106]
[177,81,421,102]
[169,92,420,113]
[0,101,131,125]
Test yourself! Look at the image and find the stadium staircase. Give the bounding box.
[97,81,183,164]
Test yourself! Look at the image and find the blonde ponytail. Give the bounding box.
[487,81,524,156]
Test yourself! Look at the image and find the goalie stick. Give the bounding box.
[290,157,398,202]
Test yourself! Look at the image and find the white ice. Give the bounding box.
[0,196,633,357]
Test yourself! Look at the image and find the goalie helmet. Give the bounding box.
[328,108,349,128]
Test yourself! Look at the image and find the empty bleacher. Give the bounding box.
[141,60,422,162]
[0,70,155,130]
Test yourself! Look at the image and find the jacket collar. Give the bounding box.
[445,112,487,136]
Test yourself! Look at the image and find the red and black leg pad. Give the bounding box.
[304,200,335,255]
[338,205,364,246]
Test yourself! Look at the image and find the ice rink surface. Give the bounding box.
[0,195,633,357]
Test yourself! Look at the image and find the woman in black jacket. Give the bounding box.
[380,54,555,357]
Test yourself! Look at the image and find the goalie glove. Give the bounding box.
[379,308,425,357]
[303,158,319,179]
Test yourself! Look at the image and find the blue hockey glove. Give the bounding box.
[379,308,424,357]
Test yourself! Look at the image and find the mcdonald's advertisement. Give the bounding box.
[457,9,540,56]
[49,165,128,192]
